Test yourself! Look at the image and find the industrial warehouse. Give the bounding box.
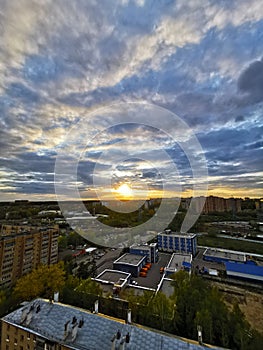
[92,231,263,296]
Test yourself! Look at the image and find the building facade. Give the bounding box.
[157,231,197,256]
[0,225,59,288]
[129,243,158,263]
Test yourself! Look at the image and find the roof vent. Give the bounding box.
[36,304,41,313]
[64,320,70,340]
[78,318,84,328]
[72,324,78,342]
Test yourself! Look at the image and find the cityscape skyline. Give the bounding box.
[0,0,263,202]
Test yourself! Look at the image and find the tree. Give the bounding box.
[75,278,102,296]
[14,263,66,301]
[150,292,174,331]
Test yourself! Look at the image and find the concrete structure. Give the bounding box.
[93,269,131,294]
[1,298,220,350]
[129,243,158,263]
[165,253,192,276]
[157,230,197,256]
[225,261,263,283]
[113,253,147,277]
[0,224,59,288]
[203,248,246,264]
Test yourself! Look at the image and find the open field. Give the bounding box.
[198,235,263,255]
[212,281,263,334]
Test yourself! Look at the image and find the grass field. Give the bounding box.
[197,235,263,255]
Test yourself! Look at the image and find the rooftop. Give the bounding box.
[2,298,221,350]
[225,261,263,277]
[159,278,174,298]
[203,248,246,262]
[158,230,196,238]
[166,253,192,272]
[94,269,131,284]
[114,253,146,266]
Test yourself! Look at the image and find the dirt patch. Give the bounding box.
[212,282,263,334]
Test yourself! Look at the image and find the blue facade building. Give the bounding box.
[225,261,263,283]
[157,230,197,256]
[113,253,147,277]
[129,243,158,263]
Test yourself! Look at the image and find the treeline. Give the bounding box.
[0,265,262,349]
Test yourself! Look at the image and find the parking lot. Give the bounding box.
[133,252,171,289]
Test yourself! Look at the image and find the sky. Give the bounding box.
[0,0,263,202]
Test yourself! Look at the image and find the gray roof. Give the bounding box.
[114,253,146,266]
[158,231,196,238]
[203,248,246,262]
[2,299,223,350]
[166,253,192,271]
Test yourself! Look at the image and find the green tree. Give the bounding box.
[76,278,102,296]
[14,263,66,301]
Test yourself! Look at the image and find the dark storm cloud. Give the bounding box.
[238,57,263,102]
[199,126,263,177]
[0,152,56,174]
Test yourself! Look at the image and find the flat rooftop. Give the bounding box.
[158,231,196,238]
[166,253,192,271]
[114,253,146,266]
[2,298,216,350]
[95,269,130,284]
[203,248,246,262]
[130,244,151,252]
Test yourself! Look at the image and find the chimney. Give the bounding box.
[25,311,33,326]
[54,292,59,302]
[111,330,121,350]
[72,324,78,342]
[127,309,131,324]
[94,300,99,314]
[21,308,28,323]
[64,320,70,340]
[119,336,127,350]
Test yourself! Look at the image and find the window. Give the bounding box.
[20,347,23,350]
[6,334,10,342]
[14,338,18,345]
[27,333,30,340]
[6,345,9,350]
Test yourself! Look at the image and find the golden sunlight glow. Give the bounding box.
[116,183,133,200]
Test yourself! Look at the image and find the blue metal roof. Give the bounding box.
[225,261,263,276]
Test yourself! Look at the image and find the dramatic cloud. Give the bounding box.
[0,0,263,200]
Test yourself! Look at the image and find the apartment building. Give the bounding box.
[203,196,242,214]
[1,298,216,350]
[0,225,59,288]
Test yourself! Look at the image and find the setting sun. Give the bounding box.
[116,183,133,200]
